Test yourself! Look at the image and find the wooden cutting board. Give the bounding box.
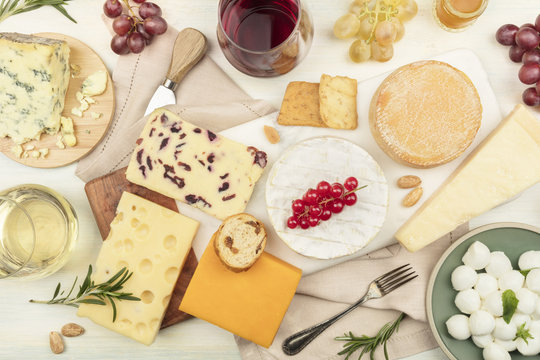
[84,167,197,329]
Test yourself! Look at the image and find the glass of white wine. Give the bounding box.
[0,185,78,280]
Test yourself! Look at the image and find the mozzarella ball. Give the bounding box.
[519,250,540,271]
[498,270,525,292]
[494,339,517,352]
[533,299,540,319]
[446,314,471,340]
[455,289,481,314]
[511,313,531,328]
[486,252,512,278]
[526,269,540,294]
[483,291,503,317]
[516,288,538,314]
[463,241,491,270]
[530,320,540,333]
[493,317,517,341]
[452,265,478,291]
[516,333,540,356]
[482,343,511,360]
[470,310,496,336]
[475,273,499,298]
[473,334,494,349]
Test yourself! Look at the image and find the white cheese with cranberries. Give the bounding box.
[0,33,70,144]
[126,109,267,220]
[265,137,388,259]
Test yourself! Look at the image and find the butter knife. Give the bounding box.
[144,28,207,116]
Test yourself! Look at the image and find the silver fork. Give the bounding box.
[282,264,417,356]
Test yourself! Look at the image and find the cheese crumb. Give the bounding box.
[71,107,83,117]
[24,144,35,151]
[70,64,81,77]
[91,112,102,120]
[11,145,23,158]
[81,70,107,96]
[56,140,65,149]
[76,91,84,102]
[79,99,89,112]
[30,150,40,158]
[60,116,77,147]
[39,148,49,158]
[85,96,96,104]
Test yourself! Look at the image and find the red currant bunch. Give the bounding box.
[286,177,367,230]
[104,0,168,55]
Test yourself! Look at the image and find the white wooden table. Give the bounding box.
[1,1,540,359]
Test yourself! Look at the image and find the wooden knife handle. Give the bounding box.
[166,28,207,85]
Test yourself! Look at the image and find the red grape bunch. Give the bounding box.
[286,177,367,230]
[496,14,540,107]
[103,0,168,55]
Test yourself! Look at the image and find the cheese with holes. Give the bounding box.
[266,137,388,259]
[126,108,268,220]
[396,105,540,252]
[77,191,199,345]
[179,239,301,348]
[369,60,482,168]
[0,33,70,144]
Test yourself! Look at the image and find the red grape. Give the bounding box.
[139,2,162,19]
[320,209,332,221]
[112,14,134,36]
[520,23,536,30]
[518,63,540,85]
[103,0,123,18]
[330,199,345,213]
[127,32,146,54]
[330,183,345,198]
[344,193,357,206]
[515,27,540,51]
[316,181,331,197]
[143,16,168,35]
[523,87,540,106]
[292,199,305,214]
[537,80,540,95]
[111,34,130,54]
[523,49,540,65]
[136,23,153,44]
[509,45,527,63]
[536,14,540,32]
[133,0,146,3]
[303,189,319,205]
[496,24,519,46]
[307,216,319,227]
[299,218,309,229]
[344,177,358,191]
[308,205,322,217]
[287,216,298,229]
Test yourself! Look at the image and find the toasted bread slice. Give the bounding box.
[319,74,358,129]
[213,213,267,272]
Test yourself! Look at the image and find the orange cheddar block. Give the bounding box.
[179,241,302,348]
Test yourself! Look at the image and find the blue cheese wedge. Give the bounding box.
[0,33,70,144]
[126,109,267,220]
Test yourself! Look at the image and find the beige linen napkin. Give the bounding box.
[75,23,468,360]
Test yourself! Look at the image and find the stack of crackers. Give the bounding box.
[277,74,358,130]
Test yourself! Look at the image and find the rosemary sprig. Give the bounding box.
[29,265,140,322]
[0,0,76,24]
[335,312,405,360]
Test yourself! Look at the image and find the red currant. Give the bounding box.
[330,183,345,198]
[309,205,322,217]
[320,209,332,221]
[308,215,319,227]
[344,177,358,191]
[292,199,305,214]
[331,199,345,213]
[316,181,331,197]
[287,216,298,229]
[299,218,310,229]
[344,193,357,206]
[303,188,320,205]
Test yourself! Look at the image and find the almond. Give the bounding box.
[263,125,280,144]
[49,331,64,354]
[397,175,421,189]
[402,186,423,207]
[61,323,85,337]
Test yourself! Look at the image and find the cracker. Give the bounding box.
[277,82,326,127]
[319,74,358,130]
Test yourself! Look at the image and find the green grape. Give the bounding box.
[388,17,405,42]
[371,41,394,62]
[349,0,369,16]
[396,0,418,22]
[334,13,361,39]
[375,20,397,46]
[357,15,374,40]
[349,39,371,62]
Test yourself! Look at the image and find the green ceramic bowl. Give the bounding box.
[427,222,540,360]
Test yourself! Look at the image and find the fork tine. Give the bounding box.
[376,267,413,286]
[374,264,410,282]
[381,274,418,295]
[380,271,415,290]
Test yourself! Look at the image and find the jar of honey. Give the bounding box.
[434,0,489,31]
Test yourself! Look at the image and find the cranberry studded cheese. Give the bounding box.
[126,109,267,220]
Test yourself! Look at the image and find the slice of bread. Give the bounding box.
[213,213,267,272]
[319,74,358,130]
[277,81,326,127]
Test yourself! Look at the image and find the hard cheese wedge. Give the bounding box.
[77,191,199,345]
[179,238,302,348]
[396,105,540,252]
[126,108,267,220]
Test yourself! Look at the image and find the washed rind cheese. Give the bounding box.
[266,137,388,259]
[369,60,482,168]
[396,105,540,252]
[77,191,199,345]
[126,108,267,220]
[0,33,70,144]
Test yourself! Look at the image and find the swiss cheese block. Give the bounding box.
[266,137,388,259]
[77,192,199,345]
[0,33,70,144]
[369,60,482,168]
[126,108,267,220]
[179,238,302,348]
[396,105,540,252]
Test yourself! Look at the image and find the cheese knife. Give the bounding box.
[144,28,207,116]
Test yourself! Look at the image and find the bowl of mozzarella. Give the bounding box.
[427,223,540,360]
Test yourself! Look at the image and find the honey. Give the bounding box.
[434,0,488,31]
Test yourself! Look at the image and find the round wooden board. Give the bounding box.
[0,32,115,168]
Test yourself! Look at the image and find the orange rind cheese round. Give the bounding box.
[369,60,482,168]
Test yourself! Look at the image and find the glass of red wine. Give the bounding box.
[217,0,314,77]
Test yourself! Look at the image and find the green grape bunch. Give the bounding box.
[333,0,418,63]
